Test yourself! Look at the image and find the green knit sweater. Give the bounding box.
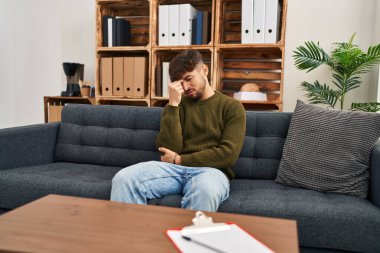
[156,91,246,179]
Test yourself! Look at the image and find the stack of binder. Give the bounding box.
[101,57,147,97]
[102,16,131,47]
[159,4,210,46]
[241,0,281,44]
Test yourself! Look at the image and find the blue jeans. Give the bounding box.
[110,161,230,212]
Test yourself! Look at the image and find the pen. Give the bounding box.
[182,235,228,253]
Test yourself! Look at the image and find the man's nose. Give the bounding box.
[182,81,189,90]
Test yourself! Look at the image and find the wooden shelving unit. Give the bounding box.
[43,96,96,123]
[94,0,288,111]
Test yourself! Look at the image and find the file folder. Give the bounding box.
[101,57,113,96]
[195,11,203,45]
[158,5,169,46]
[102,15,112,46]
[253,0,265,43]
[134,57,147,97]
[162,62,170,98]
[107,18,116,47]
[169,4,180,45]
[264,0,281,43]
[112,57,124,96]
[123,57,134,97]
[115,18,131,46]
[201,11,210,44]
[179,4,197,45]
[241,0,254,44]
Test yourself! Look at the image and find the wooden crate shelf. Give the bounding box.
[93,0,288,111]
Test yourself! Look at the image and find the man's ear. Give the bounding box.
[201,64,208,77]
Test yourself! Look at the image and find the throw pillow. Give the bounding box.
[275,100,380,198]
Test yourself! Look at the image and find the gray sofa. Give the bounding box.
[1,104,379,253]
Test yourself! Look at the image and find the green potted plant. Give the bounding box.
[293,33,380,111]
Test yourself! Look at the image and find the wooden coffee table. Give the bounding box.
[0,195,299,253]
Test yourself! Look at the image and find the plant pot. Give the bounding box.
[80,87,90,97]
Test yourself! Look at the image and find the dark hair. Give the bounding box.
[169,50,204,82]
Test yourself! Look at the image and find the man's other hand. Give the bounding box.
[158,147,180,164]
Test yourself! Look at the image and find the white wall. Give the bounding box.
[284,0,379,111]
[0,0,379,128]
[0,0,15,128]
[0,0,95,128]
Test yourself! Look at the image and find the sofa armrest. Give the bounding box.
[0,123,60,170]
[370,140,380,208]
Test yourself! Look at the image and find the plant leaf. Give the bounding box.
[351,102,380,112]
[301,81,339,108]
[293,41,331,72]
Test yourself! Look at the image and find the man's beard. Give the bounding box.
[186,77,206,101]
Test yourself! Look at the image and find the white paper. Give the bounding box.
[167,224,274,253]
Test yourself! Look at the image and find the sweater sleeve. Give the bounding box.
[156,105,183,153]
[180,101,246,169]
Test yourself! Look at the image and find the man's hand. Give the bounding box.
[168,80,184,107]
[158,147,181,164]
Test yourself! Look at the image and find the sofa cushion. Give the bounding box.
[275,100,380,198]
[233,112,291,180]
[54,105,162,167]
[0,162,121,209]
[150,179,380,253]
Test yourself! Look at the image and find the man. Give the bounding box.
[111,49,246,212]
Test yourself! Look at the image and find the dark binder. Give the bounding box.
[102,15,112,46]
[116,18,131,46]
[156,64,162,97]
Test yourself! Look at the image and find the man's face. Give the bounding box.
[180,64,208,100]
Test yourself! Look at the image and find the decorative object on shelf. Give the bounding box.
[79,80,91,97]
[240,83,260,92]
[233,82,267,100]
[61,62,84,97]
[293,33,380,111]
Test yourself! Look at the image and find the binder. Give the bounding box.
[155,64,162,97]
[101,57,113,96]
[264,0,281,43]
[195,11,203,45]
[253,0,265,43]
[241,0,254,44]
[162,62,170,98]
[134,57,147,97]
[166,211,274,253]
[179,4,197,45]
[202,11,210,44]
[107,18,117,47]
[158,5,169,46]
[169,4,180,45]
[123,57,134,97]
[112,57,124,96]
[115,18,131,46]
[102,15,112,46]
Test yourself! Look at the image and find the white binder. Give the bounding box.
[264,0,281,43]
[241,0,254,44]
[162,62,170,98]
[179,4,197,45]
[169,4,180,45]
[107,18,113,47]
[253,0,265,43]
[158,5,169,46]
